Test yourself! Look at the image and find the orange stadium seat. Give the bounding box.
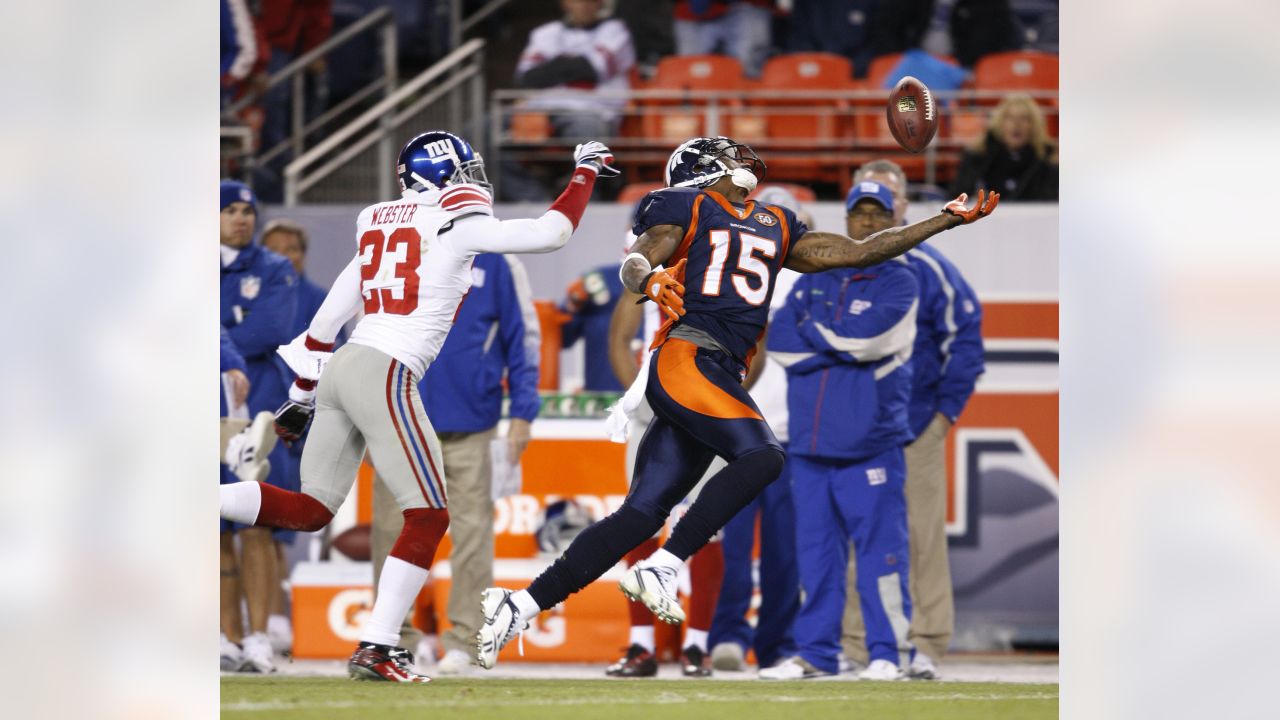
[755,53,853,142]
[640,55,747,141]
[972,50,1054,99]
[510,111,552,143]
[973,51,1059,135]
[974,51,1058,94]
[946,107,989,147]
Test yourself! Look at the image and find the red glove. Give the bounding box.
[943,189,1000,224]
[643,258,687,322]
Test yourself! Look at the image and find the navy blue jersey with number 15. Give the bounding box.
[632,187,808,368]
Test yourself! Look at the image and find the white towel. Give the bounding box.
[604,351,652,443]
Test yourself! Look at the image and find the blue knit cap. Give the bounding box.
[220,180,257,212]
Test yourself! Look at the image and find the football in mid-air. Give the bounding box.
[886,76,939,153]
[331,523,372,561]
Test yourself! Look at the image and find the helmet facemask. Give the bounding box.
[449,156,492,194]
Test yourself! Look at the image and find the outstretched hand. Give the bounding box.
[573,141,620,177]
[943,189,1000,224]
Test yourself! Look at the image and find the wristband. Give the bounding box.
[304,335,335,352]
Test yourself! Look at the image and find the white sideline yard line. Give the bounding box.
[223,691,1059,712]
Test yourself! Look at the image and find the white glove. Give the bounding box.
[573,141,620,177]
[276,332,333,381]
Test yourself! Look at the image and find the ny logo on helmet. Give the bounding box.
[424,139,459,165]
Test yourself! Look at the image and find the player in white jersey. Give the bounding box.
[219,130,618,682]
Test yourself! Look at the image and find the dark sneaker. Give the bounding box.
[605,644,658,677]
[681,645,712,677]
[348,642,431,683]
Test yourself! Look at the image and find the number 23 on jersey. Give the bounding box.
[701,228,776,306]
[358,228,421,315]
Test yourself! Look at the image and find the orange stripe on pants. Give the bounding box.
[655,339,762,420]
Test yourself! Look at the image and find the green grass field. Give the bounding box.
[221,678,1058,720]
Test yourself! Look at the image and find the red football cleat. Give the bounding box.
[347,642,431,683]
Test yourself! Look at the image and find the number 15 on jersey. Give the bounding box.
[701,229,776,306]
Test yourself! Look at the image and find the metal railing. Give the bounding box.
[220,125,255,181]
[450,0,515,49]
[284,39,487,205]
[222,6,398,178]
[489,88,1059,192]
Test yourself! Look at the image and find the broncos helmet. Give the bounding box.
[396,131,491,194]
[664,136,767,190]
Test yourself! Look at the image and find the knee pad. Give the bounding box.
[391,508,450,569]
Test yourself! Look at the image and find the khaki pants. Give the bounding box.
[843,414,953,662]
[373,426,497,656]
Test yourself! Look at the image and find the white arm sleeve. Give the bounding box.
[307,255,363,343]
[452,211,574,255]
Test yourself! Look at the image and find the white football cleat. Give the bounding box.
[908,652,939,680]
[758,656,830,680]
[239,632,276,673]
[858,658,905,681]
[436,648,473,675]
[711,642,745,671]
[619,564,685,624]
[476,588,527,670]
[220,633,244,672]
[225,411,278,483]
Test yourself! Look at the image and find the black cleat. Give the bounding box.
[605,643,658,677]
[681,645,712,677]
[348,642,431,683]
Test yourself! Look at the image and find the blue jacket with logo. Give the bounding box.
[559,263,625,392]
[903,244,984,437]
[220,243,298,415]
[220,325,247,417]
[768,259,919,461]
[421,253,541,432]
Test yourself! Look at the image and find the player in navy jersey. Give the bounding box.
[476,136,999,668]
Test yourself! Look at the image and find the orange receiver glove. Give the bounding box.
[943,189,1000,224]
[642,258,687,322]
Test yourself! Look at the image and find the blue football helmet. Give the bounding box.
[396,131,491,194]
[664,136,766,189]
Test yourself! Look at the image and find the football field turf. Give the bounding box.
[221,677,1058,719]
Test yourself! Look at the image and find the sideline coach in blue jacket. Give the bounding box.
[370,253,542,672]
[219,180,298,672]
[844,161,985,679]
[765,182,919,681]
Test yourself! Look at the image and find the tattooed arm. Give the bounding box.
[785,190,999,273]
